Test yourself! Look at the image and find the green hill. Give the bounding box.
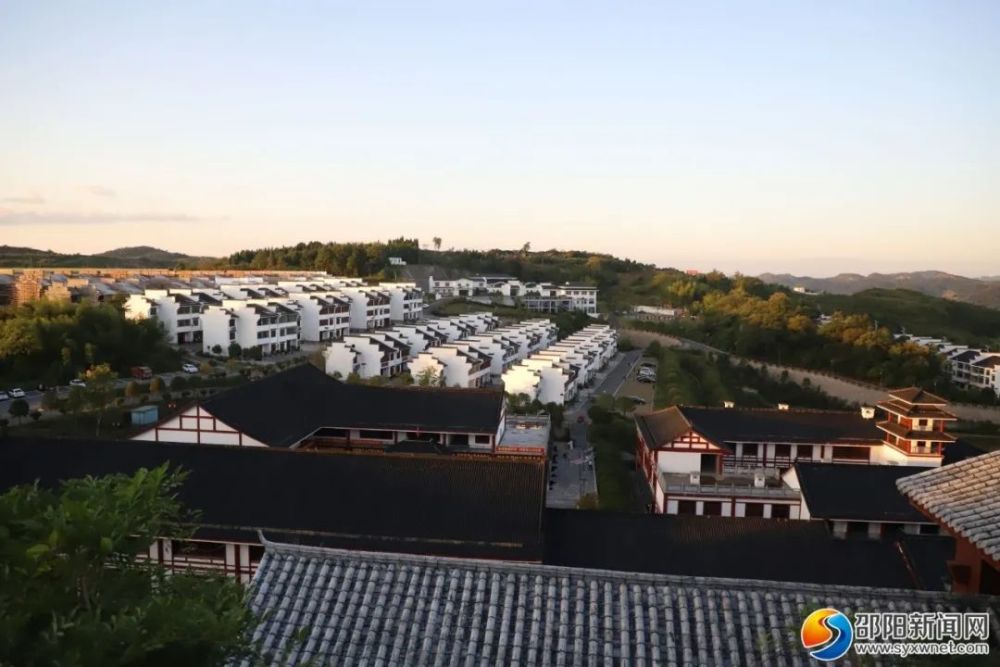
[813,288,1000,347]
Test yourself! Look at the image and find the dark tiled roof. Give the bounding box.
[951,350,980,363]
[795,462,930,522]
[637,405,881,451]
[887,387,948,405]
[543,510,937,589]
[973,355,1000,368]
[241,542,999,667]
[194,364,504,447]
[0,437,544,561]
[897,450,1000,562]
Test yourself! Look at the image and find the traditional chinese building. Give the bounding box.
[635,388,961,517]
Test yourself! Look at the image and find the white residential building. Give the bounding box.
[378,282,424,322]
[324,333,407,379]
[501,324,616,405]
[284,292,351,342]
[408,343,493,388]
[202,300,301,356]
[124,289,207,344]
[949,349,1000,396]
[428,276,598,315]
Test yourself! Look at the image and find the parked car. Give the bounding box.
[130,366,153,380]
[182,363,200,374]
[0,391,9,401]
[69,379,87,388]
[636,376,655,384]
[625,395,647,404]
[9,388,26,399]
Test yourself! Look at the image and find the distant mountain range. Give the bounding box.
[0,245,208,268]
[759,270,1000,310]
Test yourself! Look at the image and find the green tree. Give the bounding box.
[227,342,242,359]
[8,398,29,424]
[149,376,163,394]
[432,236,442,251]
[0,466,256,665]
[415,367,440,386]
[80,364,118,436]
[124,381,140,399]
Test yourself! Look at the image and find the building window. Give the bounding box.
[919,524,940,535]
[796,445,813,460]
[774,444,791,459]
[771,504,791,519]
[742,443,759,457]
[832,446,869,461]
[702,501,722,516]
[744,503,764,517]
[677,500,697,515]
[474,434,492,445]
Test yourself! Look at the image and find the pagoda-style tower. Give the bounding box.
[875,388,956,466]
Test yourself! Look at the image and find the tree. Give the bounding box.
[521,241,531,255]
[199,361,213,375]
[9,398,29,424]
[415,367,440,387]
[576,493,600,510]
[169,375,188,391]
[80,364,118,436]
[0,465,256,665]
[211,344,222,355]
[227,342,242,359]
[345,372,363,384]
[432,236,442,251]
[124,381,140,399]
[149,376,163,394]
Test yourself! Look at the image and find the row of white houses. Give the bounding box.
[322,313,561,387]
[124,276,423,355]
[896,334,1000,397]
[428,275,598,315]
[500,325,619,405]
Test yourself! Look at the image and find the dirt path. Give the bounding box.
[621,328,1000,423]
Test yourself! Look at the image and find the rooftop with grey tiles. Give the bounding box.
[897,449,1000,562]
[243,541,1000,667]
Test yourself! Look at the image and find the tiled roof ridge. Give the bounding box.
[258,538,990,603]
[898,448,1000,487]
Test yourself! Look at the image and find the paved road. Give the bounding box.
[0,389,43,418]
[546,350,642,509]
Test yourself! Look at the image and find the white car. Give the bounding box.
[9,388,26,399]
[182,363,200,374]
[69,379,87,388]
[0,391,9,402]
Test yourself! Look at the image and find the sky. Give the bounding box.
[1,1,998,276]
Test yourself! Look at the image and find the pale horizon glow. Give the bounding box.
[1,1,998,277]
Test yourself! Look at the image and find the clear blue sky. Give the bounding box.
[1,1,998,275]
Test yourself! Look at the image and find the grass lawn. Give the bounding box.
[589,414,641,511]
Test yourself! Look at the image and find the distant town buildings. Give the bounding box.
[118,274,425,356]
[428,275,598,315]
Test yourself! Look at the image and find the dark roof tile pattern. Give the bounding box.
[195,364,504,447]
[543,510,941,589]
[636,405,881,451]
[794,462,931,522]
[0,437,544,561]
[241,542,1000,667]
[897,450,1000,562]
